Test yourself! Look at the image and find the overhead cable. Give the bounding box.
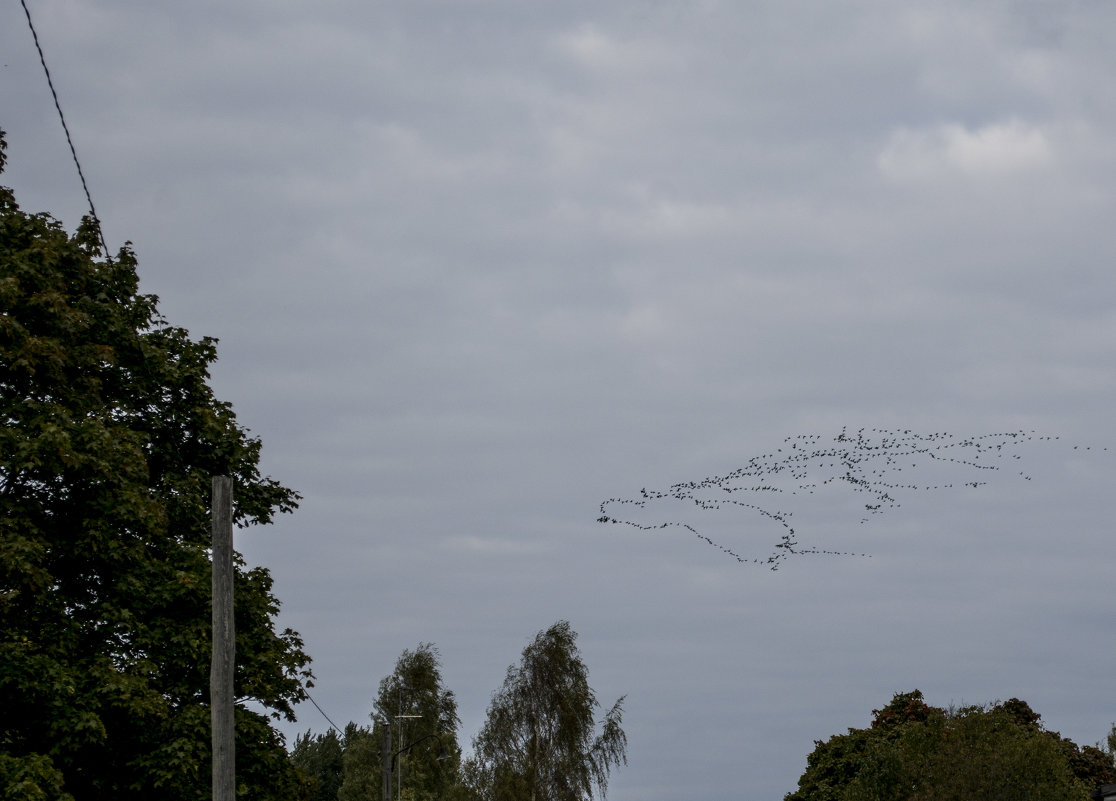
[20,0,112,263]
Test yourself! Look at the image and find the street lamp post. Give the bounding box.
[381,730,451,801]
[393,713,422,801]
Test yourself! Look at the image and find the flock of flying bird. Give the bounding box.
[598,428,1106,570]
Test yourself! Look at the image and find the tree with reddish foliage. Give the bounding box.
[870,690,934,730]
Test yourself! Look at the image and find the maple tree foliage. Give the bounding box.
[0,131,311,800]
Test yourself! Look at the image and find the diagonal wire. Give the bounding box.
[20,0,112,264]
[22,3,336,741]
[22,4,341,738]
[306,691,346,736]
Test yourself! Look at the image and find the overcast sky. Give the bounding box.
[4,2,1116,798]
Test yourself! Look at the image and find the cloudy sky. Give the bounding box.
[4,1,1116,798]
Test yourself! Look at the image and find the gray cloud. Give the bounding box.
[4,2,1115,799]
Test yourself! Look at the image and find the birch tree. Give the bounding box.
[463,622,627,801]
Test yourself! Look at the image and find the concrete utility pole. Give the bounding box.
[211,476,235,801]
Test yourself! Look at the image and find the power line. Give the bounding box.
[20,0,112,263]
[20,4,337,760]
[22,5,345,751]
[305,691,346,736]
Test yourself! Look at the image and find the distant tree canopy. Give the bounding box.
[293,624,628,801]
[785,691,1116,801]
[0,130,310,800]
[290,725,347,801]
[369,643,463,801]
[310,643,464,801]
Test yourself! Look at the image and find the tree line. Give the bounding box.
[292,623,626,801]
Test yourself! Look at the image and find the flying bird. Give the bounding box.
[598,428,1106,570]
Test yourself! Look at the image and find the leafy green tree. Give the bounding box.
[1049,728,1116,794]
[786,691,1104,801]
[870,704,1081,801]
[291,727,346,801]
[357,643,463,801]
[1098,724,1116,768]
[336,723,378,801]
[0,751,71,801]
[784,724,891,801]
[322,644,463,801]
[463,621,627,801]
[0,130,311,800]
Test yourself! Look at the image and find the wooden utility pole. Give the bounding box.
[211,476,235,801]
[382,724,393,801]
